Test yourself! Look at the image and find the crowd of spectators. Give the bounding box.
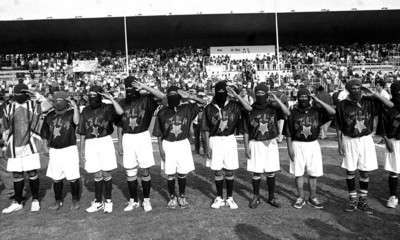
[0,43,399,102]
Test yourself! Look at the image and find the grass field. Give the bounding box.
[0,132,400,240]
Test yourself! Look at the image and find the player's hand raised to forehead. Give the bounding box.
[177,89,190,98]
[99,92,114,100]
[269,92,279,101]
[226,86,237,98]
[68,97,77,108]
[132,81,145,90]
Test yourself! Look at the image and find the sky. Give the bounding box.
[0,0,399,20]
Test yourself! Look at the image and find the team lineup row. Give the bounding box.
[1,77,400,215]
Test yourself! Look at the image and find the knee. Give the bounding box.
[266,172,275,178]
[27,170,38,180]
[12,172,24,181]
[346,171,356,179]
[126,168,138,181]
[252,173,261,180]
[93,171,103,182]
[102,171,112,181]
[141,168,151,181]
[359,171,369,181]
[167,174,175,181]
[224,169,234,180]
[177,173,186,179]
[214,170,223,181]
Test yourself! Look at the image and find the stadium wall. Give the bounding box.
[0,10,399,53]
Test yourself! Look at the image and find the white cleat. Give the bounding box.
[86,201,104,213]
[2,201,23,214]
[124,199,140,212]
[226,197,239,209]
[142,198,152,212]
[387,196,398,209]
[30,200,40,212]
[103,200,113,213]
[211,197,225,209]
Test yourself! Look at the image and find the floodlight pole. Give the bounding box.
[274,0,281,86]
[124,16,129,75]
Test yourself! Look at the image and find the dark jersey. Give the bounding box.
[284,105,331,142]
[244,103,284,141]
[201,100,244,136]
[336,97,379,138]
[377,106,400,140]
[78,103,119,139]
[153,103,200,141]
[41,109,76,149]
[118,95,158,134]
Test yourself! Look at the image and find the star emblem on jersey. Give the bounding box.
[53,126,61,138]
[91,126,99,137]
[355,119,366,133]
[129,117,138,129]
[219,119,228,132]
[301,125,312,138]
[171,124,182,137]
[258,122,269,135]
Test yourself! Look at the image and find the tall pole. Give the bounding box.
[274,0,281,86]
[124,16,129,75]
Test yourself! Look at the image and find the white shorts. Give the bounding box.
[341,135,378,172]
[209,135,239,171]
[7,145,41,172]
[47,145,80,181]
[84,135,117,173]
[290,140,323,177]
[385,139,400,174]
[247,139,280,173]
[162,139,195,175]
[122,131,155,169]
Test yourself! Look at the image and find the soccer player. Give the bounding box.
[41,91,81,210]
[285,87,335,209]
[243,83,290,209]
[78,85,123,213]
[117,77,165,212]
[378,81,400,208]
[202,81,252,209]
[336,79,393,214]
[153,86,205,209]
[2,83,49,214]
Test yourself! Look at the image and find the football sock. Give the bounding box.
[104,178,112,200]
[178,176,186,197]
[359,179,369,198]
[167,178,175,197]
[389,175,398,197]
[346,177,356,198]
[53,181,63,201]
[215,180,223,198]
[267,176,276,201]
[142,179,151,199]
[252,177,261,196]
[226,178,234,198]
[70,180,80,201]
[127,180,138,202]
[13,179,24,204]
[94,179,103,202]
[29,177,40,200]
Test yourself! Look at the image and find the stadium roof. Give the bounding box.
[0,0,399,20]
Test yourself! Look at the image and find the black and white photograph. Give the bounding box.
[0,0,400,239]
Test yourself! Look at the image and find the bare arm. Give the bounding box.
[312,95,336,115]
[373,92,394,108]
[271,93,290,116]
[226,87,252,111]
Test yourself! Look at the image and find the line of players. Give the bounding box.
[1,77,399,215]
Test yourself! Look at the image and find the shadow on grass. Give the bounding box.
[235,223,281,240]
